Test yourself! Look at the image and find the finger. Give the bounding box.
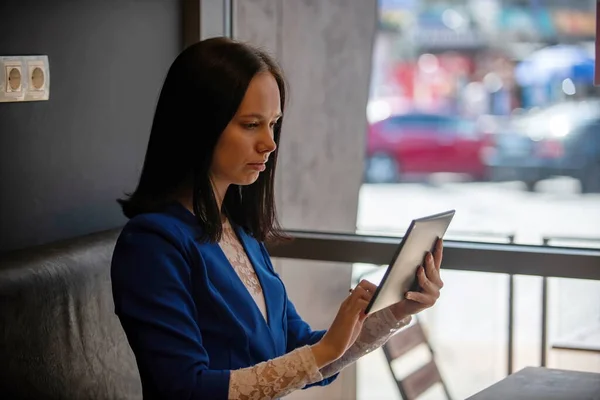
[349,282,376,301]
[342,298,369,322]
[425,252,444,289]
[418,266,440,298]
[434,238,443,270]
[350,280,377,296]
[349,286,373,304]
[344,287,365,310]
[345,297,369,312]
[357,279,378,293]
[353,298,370,315]
[405,290,436,306]
[350,285,368,297]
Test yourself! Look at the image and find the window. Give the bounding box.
[364,0,600,245]
[359,1,600,398]
[233,1,600,398]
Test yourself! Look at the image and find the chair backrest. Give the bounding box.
[0,229,142,399]
[382,319,452,400]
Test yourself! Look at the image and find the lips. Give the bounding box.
[247,163,266,172]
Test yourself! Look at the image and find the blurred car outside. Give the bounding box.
[483,100,600,193]
[364,112,492,183]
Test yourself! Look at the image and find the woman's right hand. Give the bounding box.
[311,280,375,367]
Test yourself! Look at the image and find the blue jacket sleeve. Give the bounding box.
[259,244,339,387]
[284,297,326,351]
[285,296,339,387]
[111,218,230,400]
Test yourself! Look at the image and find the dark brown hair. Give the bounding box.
[118,37,286,243]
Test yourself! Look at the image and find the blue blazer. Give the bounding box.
[111,202,337,399]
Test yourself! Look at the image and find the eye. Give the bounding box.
[242,122,260,130]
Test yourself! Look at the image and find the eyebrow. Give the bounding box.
[238,113,283,120]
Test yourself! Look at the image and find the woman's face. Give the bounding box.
[210,72,281,196]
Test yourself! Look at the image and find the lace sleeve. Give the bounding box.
[320,308,411,379]
[229,345,323,400]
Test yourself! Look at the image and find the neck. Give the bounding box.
[177,178,229,221]
[211,177,229,212]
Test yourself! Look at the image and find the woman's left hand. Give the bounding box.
[388,238,444,319]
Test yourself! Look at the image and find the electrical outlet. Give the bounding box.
[0,57,25,101]
[6,64,22,92]
[0,55,50,102]
[24,56,50,101]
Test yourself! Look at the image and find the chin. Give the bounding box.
[235,173,260,186]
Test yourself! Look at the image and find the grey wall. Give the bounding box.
[234,1,377,399]
[0,0,181,253]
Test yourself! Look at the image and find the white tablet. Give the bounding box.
[365,210,455,315]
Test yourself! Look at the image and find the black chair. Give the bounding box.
[0,229,142,399]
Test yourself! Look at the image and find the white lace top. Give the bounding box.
[219,220,411,399]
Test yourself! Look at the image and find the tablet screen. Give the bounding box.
[365,210,455,315]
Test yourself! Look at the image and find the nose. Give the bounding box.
[259,128,277,155]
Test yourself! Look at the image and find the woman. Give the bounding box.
[111,37,444,400]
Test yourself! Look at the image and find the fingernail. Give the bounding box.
[427,253,433,261]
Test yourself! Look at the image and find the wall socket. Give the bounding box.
[0,55,50,103]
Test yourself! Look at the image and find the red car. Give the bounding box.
[365,112,490,183]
